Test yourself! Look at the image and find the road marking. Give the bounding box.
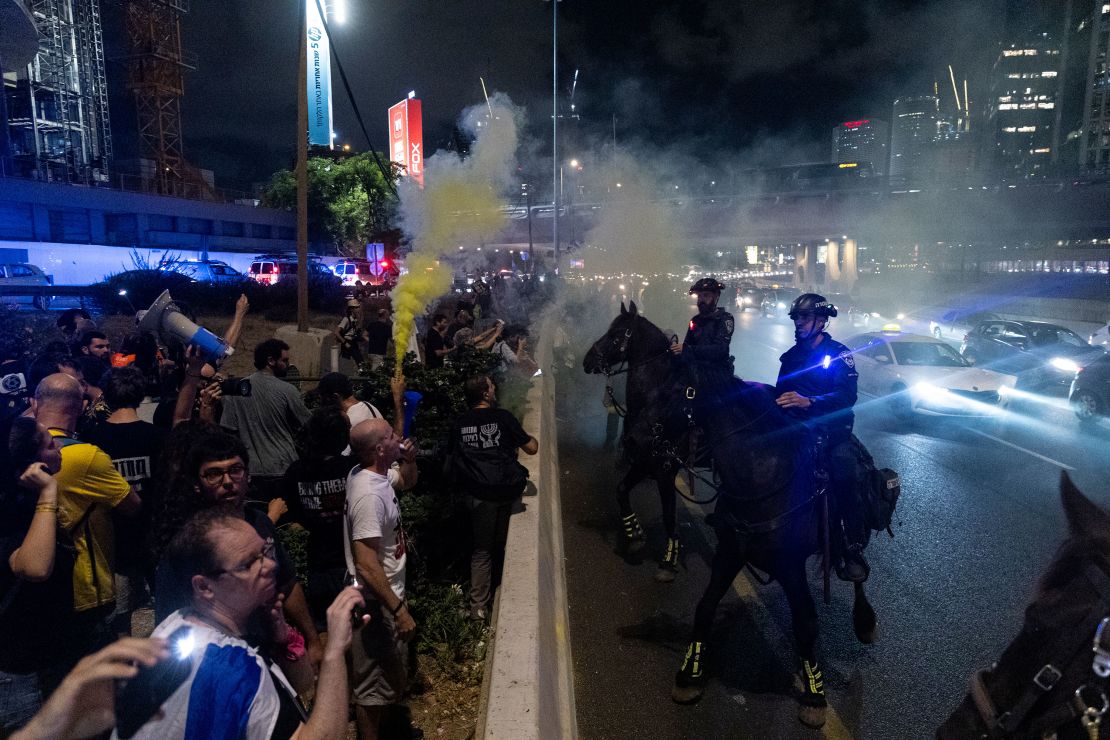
[966,428,1075,470]
[675,478,855,740]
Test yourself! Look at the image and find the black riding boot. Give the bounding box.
[655,537,679,582]
[674,640,706,689]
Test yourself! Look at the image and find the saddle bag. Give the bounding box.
[850,437,901,536]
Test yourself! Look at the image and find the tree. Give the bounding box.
[260,152,402,255]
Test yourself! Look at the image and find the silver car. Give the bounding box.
[0,263,52,309]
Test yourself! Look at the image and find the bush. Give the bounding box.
[88,270,348,318]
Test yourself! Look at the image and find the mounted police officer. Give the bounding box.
[670,277,735,392]
[775,293,868,582]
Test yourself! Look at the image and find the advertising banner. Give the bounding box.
[388,97,425,188]
[306,0,333,148]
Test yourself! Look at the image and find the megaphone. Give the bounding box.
[138,290,234,362]
[402,390,422,438]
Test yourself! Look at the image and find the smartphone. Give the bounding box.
[115,625,195,739]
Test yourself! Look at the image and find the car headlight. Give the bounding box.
[777,302,786,309]
[911,381,949,401]
[896,312,906,320]
[743,297,751,304]
[1049,357,1080,374]
[997,384,1013,397]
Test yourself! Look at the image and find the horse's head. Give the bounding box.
[583,301,641,375]
[939,473,1110,739]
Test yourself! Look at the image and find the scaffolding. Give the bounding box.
[4,0,112,183]
[124,0,211,198]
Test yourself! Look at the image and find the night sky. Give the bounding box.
[103,0,1055,190]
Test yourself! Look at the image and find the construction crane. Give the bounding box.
[122,0,211,198]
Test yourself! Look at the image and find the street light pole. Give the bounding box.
[551,0,559,276]
[296,6,309,332]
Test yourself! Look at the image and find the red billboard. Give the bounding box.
[388,97,424,189]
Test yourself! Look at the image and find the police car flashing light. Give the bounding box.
[881,323,901,334]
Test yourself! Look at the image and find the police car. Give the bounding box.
[847,328,1017,420]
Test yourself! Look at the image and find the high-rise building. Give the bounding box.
[890,96,941,183]
[1079,2,1110,170]
[2,0,113,184]
[985,32,1062,178]
[830,119,889,175]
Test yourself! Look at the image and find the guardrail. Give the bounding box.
[478,316,577,740]
[0,284,92,307]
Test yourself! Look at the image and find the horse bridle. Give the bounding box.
[969,562,1110,739]
[597,326,673,418]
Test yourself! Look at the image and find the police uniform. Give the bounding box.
[776,332,866,578]
[681,307,735,388]
[775,332,858,440]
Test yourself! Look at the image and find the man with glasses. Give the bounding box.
[153,431,323,677]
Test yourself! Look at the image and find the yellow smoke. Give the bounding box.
[392,253,452,376]
[391,95,518,376]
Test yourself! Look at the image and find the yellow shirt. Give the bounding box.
[50,430,132,612]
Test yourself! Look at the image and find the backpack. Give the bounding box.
[849,436,902,536]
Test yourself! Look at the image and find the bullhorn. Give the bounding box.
[138,290,234,361]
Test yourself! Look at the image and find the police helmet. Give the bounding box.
[788,293,838,319]
[689,277,726,295]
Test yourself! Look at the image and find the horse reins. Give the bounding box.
[969,562,1110,739]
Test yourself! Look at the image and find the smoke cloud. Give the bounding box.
[391,93,522,374]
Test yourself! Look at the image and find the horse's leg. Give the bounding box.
[778,558,827,728]
[672,526,745,704]
[616,466,647,554]
[653,469,680,582]
[852,581,877,644]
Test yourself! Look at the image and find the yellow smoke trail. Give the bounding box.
[392,253,452,376]
[391,95,516,375]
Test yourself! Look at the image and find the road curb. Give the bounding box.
[479,315,578,740]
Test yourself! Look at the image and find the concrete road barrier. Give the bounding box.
[479,316,577,740]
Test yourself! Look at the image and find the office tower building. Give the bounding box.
[986,32,1062,177]
[890,96,942,183]
[831,119,890,175]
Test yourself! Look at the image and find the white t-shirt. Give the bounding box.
[344,466,407,599]
[343,401,383,455]
[493,340,518,364]
[115,611,304,740]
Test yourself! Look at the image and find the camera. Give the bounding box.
[115,625,195,738]
[0,372,27,396]
[219,377,252,397]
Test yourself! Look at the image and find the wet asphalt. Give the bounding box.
[557,304,1110,740]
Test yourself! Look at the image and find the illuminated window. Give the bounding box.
[998,103,1017,110]
[1003,127,1017,132]
[1033,148,1051,154]
[1042,70,1058,77]
[1037,102,1055,109]
[1017,126,1037,132]
[1103,3,1109,13]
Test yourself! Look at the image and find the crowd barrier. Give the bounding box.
[477,316,578,740]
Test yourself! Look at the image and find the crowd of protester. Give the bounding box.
[0,280,539,740]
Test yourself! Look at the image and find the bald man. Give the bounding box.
[32,373,140,662]
[344,411,419,738]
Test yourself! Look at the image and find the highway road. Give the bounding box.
[555,287,1110,739]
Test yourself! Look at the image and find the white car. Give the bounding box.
[847,330,1017,420]
[1091,322,1109,349]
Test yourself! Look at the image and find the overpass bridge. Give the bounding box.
[481,180,1110,292]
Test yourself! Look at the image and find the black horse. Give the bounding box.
[583,301,686,581]
[584,304,877,727]
[939,473,1110,740]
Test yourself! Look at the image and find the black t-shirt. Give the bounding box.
[425,330,447,369]
[281,456,353,571]
[83,420,169,573]
[365,322,391,355]
[448,407,531,498]
[0,491,76,673]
